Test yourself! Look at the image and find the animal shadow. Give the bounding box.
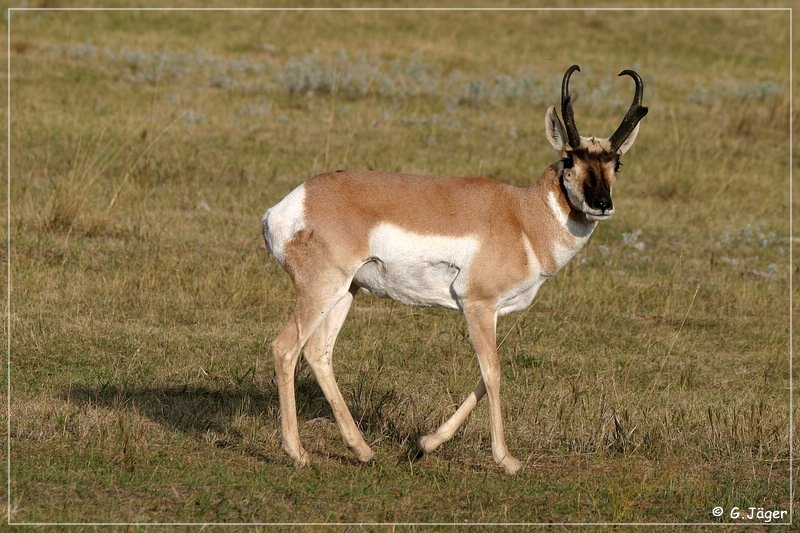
[63,372,418,461]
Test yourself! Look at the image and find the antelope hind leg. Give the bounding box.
[272,280,352,466]
[303,287,374,462]
[418,377,486,455]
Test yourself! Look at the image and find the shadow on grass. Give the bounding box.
[63,375,338,435]
[63,374,419,460]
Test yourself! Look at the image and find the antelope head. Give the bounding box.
[545,64,648,221]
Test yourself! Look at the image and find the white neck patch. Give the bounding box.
[547,190,596,240]
[547,189,570,227]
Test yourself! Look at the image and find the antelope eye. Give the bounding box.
[562,155,574,169]
[614,158,622,173]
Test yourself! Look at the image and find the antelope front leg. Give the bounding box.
[464,302,522,475]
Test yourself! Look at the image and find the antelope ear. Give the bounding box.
[616,123,640,155]
[545,105,567,152]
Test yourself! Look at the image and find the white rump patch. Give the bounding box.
[353,223,480,309]
[262,183,306,265]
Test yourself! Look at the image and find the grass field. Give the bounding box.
[5,2,796,525]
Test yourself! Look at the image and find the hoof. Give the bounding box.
[353,445,375,463]
[284,445,310,467]
[408,436,426,461]
[499,455,522,475]
[417,434,442,454]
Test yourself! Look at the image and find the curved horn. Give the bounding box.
[609,69,649,152]
[560,64,582,150]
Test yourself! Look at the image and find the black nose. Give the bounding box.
[594,197,613,211]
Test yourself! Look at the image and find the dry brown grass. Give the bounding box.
[6,3,794,525]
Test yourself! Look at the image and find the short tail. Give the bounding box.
[261,209,275,256]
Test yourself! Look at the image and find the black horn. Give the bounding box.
[561,64,582,150]
[608,69,648,152]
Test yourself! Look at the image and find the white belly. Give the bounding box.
[353,223,480,309]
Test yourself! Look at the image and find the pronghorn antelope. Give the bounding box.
[262,65,647,475]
